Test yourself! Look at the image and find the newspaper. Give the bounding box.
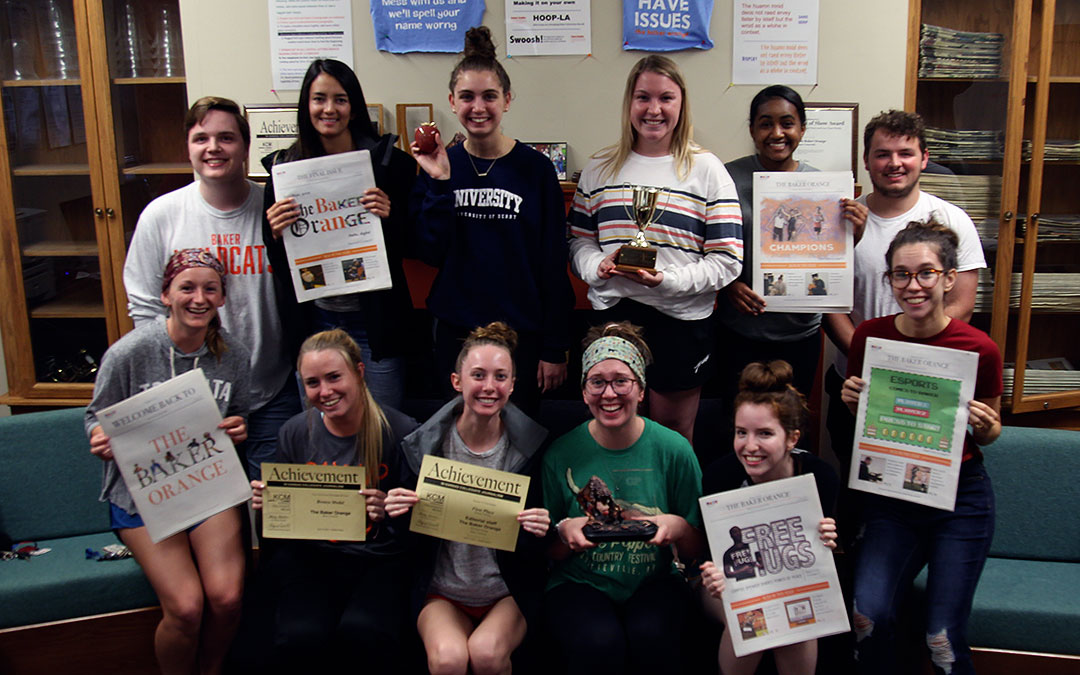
[94,369,251,543]
[848,338,978,511]
[271,149,392,302]
[751,171,854,313]
[700,474,849,657]
[410,455,529,552]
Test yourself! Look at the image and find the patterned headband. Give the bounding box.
[162,248,227,295]
[581,336,646,388]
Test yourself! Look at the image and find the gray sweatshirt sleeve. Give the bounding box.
[123,207,169,327]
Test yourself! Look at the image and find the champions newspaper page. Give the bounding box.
[94,369,251,543]
[848,337,978,511]
[752,171,853,313]
[700,474,849,657]
[271,149,392,302]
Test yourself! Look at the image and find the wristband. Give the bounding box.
[556,517,573,544]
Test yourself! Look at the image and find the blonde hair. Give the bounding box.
[594,55,701,182]
[455,321,518,375]
[297,329,389,487]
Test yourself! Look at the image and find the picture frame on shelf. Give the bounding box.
[395,103,433,156]
[367,103,383,135]
[244,104,298,178]
[524,141,568,181]
[794,103,859,175]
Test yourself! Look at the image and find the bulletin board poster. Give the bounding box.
[371,0,486,53]
[622,0,714,52]
[732,0,819,85]
[268,0,352,91]
[506,0,591,56]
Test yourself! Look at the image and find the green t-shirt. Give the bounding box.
[542,418,703,603]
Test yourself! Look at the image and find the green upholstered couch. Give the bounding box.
[914,425,1080,658]
[0,407,157,629]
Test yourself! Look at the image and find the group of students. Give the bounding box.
[81,24,1002,675]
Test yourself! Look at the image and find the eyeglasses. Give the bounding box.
[885,268,947,288]
[584,377,637,395]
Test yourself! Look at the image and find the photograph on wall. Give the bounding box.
[524,141,568,180]
[751,171,853,313]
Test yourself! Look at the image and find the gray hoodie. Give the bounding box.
[85,320,251,515]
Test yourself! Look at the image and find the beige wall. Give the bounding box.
[179,1,907,188]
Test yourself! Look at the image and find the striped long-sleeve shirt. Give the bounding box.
[569,150,743,320]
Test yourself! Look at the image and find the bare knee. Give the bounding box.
[926,628,955,674]
[853,609,874,642]
[160,590,204,637]
[468,631,513,675]
[204,582,243,620]
[426,637,469,675]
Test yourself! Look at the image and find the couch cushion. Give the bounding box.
[983,426,1080,562]
[0,532,157,629]
[0,407,109,542]
[913,557,1080,655]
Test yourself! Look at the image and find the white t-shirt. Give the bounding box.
[122,181,289,410]
[852,190,986,326]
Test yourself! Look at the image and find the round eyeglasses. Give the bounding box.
[584,376,637,395]
[885,268,946,289]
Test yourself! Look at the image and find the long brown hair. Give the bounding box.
[297,329,388,486]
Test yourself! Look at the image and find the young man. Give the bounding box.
[823,110,986,464]
[123,96,300,478]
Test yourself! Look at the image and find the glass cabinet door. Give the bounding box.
[0,0,111,398]
[94,0,191,335]
[1008,0,1080,413]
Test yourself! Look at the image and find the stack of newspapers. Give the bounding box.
[1022,139,1080,162]
[919,24,1003,78]
[974,270,1080,312]
[925,128,1005,161]
[919,173,1002,223]
[1003,358,1080,397]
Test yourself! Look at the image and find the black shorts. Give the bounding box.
[594,299,715,392]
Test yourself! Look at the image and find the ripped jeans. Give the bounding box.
[853,460,994,675]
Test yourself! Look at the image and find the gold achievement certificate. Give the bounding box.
[261,463,366,541]
[410,455,529,552]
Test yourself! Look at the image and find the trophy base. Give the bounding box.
[583,519,658,542]
[614,245,657,273]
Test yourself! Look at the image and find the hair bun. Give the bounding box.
[463,26,496,59]
[469,320,518,352]
[738,360,795,394]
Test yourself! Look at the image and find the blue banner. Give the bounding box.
[371,0,485,54]
[622,0,714,52]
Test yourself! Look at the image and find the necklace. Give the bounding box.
[466,150,499,177]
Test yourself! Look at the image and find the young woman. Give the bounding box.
[568,56,743,443]
[262,58,417,410]
[699,360,839,675]
[715,85,867,413]
[249,329,418,669]
[542,322,705,674]
[86,249,250,675]
[123,96,298,479]
[384,322,551,675]
[841,221,1002,674]
[411,26,573,414]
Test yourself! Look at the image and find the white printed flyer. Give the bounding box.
[752,171,853,313]
[95,369,251,543]
[271,149,393,302]
[849,338,978,511]
[506,0,591,56]
[700,474,849,657]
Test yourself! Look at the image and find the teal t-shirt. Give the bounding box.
[542,418,703,603]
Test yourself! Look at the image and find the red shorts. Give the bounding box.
[426,594,499,622]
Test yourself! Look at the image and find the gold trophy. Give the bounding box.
[615,184,663,273]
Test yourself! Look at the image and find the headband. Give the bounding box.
[581,336,646,388]
[162,249,227,295]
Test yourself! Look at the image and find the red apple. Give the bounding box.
[414,122,438,154]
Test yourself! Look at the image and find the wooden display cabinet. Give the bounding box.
[907,0,1080,426]
[0,0,190,407]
